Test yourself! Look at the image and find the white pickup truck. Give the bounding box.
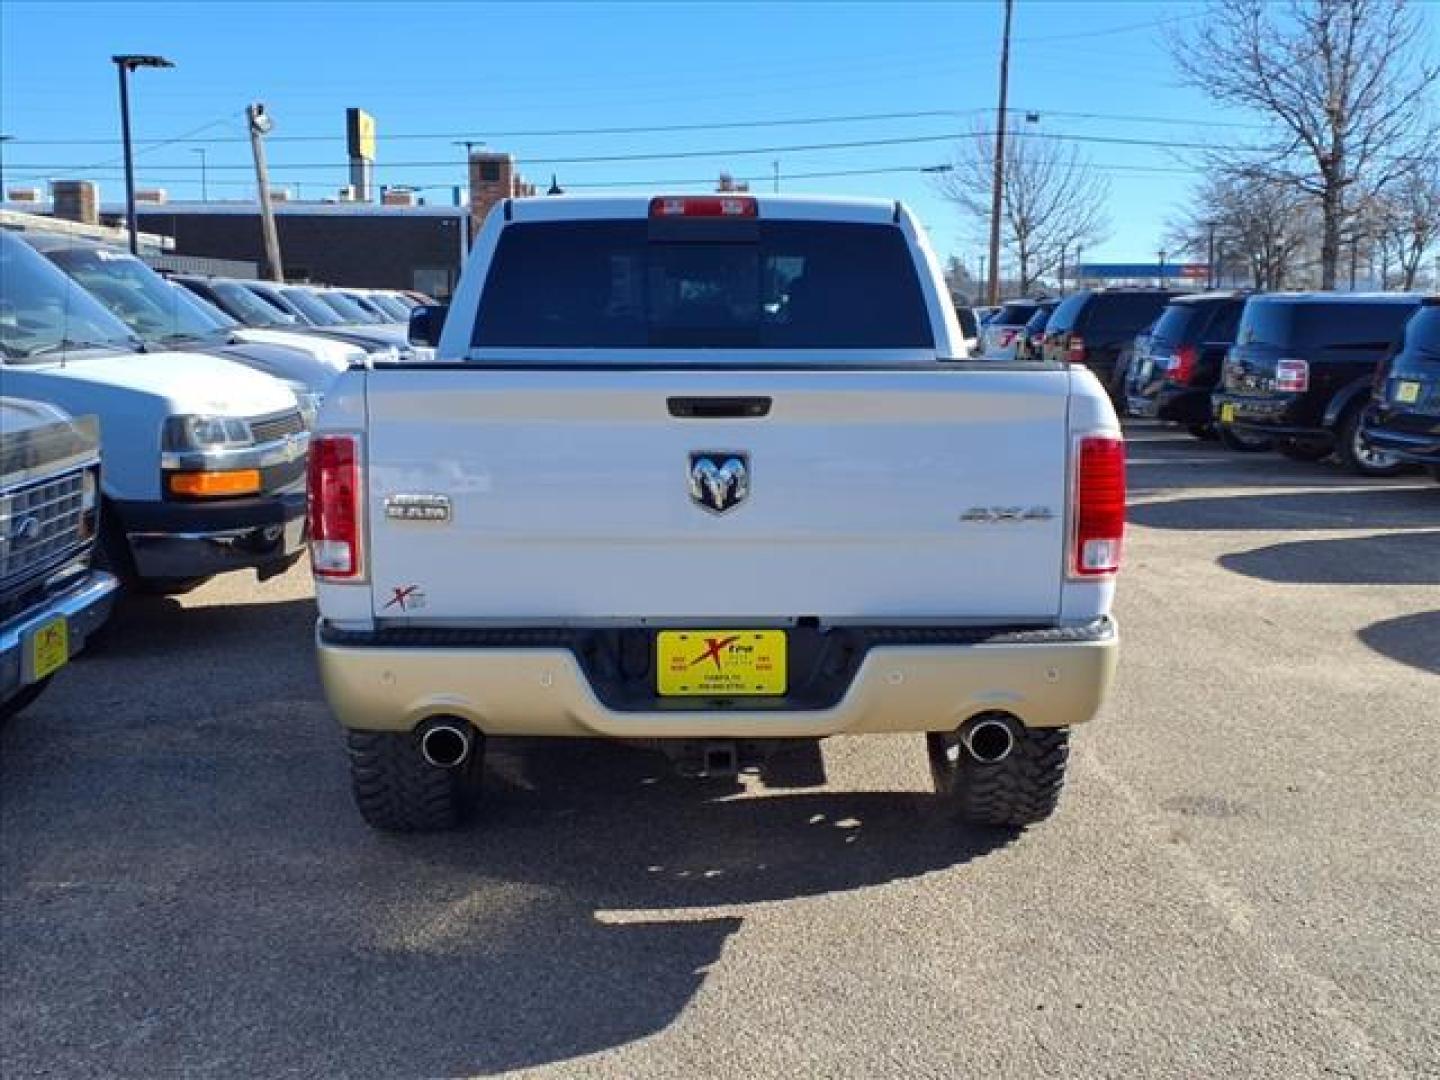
[310,194,1123,833]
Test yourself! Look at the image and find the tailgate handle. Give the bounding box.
[667,396,772,419]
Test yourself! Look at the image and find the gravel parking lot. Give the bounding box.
[2,423,1436,1079]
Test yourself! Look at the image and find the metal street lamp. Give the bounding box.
[0,134,13,203]
[190,146,207,201]
[452,139,485,203]
[1157,248,1168,288]
[112,54,174,254]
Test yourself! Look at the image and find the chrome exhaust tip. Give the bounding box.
[961,715,1016,764]
[419,722,473,769]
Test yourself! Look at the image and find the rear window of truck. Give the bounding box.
[471,220,934,349]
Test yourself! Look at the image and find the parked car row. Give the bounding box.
[1129,289,1436,478]
[0,223,431,720]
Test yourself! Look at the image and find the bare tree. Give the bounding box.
[1169,0,1439,289]
[1367,163,1440,288]
[935,128,1109,295]
[1170,171,1316,289]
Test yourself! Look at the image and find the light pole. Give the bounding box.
[452,139,485,203]
[112,54,174,254]
[190,147,208,201]
[0,134,12,202]
[1157,248,1167,289]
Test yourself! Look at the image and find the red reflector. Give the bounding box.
[1169,344,1198,385]
[1066,335,1087,363]
[649,195,758,218]
[1073,435,1125,577]
[307,433,362,580]
[997,327,1019,348]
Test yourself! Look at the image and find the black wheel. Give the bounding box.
[927,720,1070,829]
[1187,423,1217,440]
[346,727,484,832]
[0,678,53,724]
[1277,438,1331,462]
[1334,405,1407,477]
[1217,425,1273,453]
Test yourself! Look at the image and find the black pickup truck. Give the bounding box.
[1212,293,1424,475]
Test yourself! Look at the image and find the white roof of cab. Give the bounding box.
[508,193,902,224]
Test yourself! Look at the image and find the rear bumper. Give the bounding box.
[1128,387,1211,424]
[1361,419,1440,463]
[1211,392,1328,441]
[0,571,118,704]
[315,618,1119,738]
[116,491,307,581]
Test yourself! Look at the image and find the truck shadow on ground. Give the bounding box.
[1358,611,1440,676]
[2,597,1013,1077]
[1217,530,1440,585]
[1128,487,1440,532]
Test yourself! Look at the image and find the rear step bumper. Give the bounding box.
[315,618,1118,739]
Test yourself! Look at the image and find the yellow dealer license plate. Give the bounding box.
[27,617,69,682]
[1220,402,1236,424]
[657,630,787,697]
[1396,381,1421,404]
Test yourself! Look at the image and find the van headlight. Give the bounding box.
[164,415,256,451]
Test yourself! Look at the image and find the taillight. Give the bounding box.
[1169,344,1198,385]
[997,327,1019,348]
[308,433,362,580]
[1066,335,1087,363]
[1275,358,1309,393]
[1073,435,1125,577]
[649,195,757,218]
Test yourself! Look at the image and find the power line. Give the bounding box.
[14,126,1434,177]
[2,104,1267,149]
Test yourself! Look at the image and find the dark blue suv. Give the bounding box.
[1363,298,1440,481]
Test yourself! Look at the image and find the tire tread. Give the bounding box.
[929,725,1070,829]
[345,730,478,832]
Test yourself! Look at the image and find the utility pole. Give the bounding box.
[1157,249,1167,289]
[773,160,780,194]
[247,102,284,282]
[1206,223,1216,289]
[112,54,174,255]
[191,147,208,201]
[986,0,1014,306]
[1058,245,1066,295]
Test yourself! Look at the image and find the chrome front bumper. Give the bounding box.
[0,571,118,701]
[128,513,306,581]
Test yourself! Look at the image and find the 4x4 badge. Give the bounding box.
[688,453,750,514]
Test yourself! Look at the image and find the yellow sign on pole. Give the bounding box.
[347,108,376,162]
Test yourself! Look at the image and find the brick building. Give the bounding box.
[468,152,536,235]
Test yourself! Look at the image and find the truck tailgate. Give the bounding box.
[363,367,1071,621]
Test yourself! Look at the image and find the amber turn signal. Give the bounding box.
[167,469,262,497]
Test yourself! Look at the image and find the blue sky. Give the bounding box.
[2,1,1433,271]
